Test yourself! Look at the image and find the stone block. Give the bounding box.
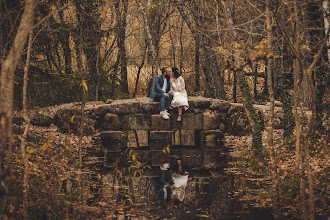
[149,131,173,142]
[151,114,171,130]
[150,142,172,151]
[127,130,149,148]
[188,96,212,109]
[137,97,160,114]
[108,99,142,114]
[174,130,195,146]
[170,148,181,158]
[200,130,224,142]
[170,114,183,130]
[182,149,203,165]
[203,150,220,167]
[92,104,112,116]
[101,113,121,130]
[104,142,122,152]
[151,151,170,166]
[203,113,220,130]
[182,130,195,145]
[200,130,224,148]
[106,152,122,165]
[101,131,124,152]
[150,131,173,151]
[101,131,122,141]
[170,113,203,130]
[183,113,203,130]
[174,130,181,145]
[122,114,151,130]
[210,99,231,112]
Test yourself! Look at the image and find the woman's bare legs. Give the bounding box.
[177,107,183,121]
[184,106,188,111]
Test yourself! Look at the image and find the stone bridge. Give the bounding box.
[14,97,284,167]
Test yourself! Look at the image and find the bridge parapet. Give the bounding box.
[13,97,284,166]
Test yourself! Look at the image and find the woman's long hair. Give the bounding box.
[172,67,180,78]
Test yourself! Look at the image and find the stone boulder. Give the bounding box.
[137,97,159,114]
[100,113,121,130]
[226,104,251,136]
[30,112,53,126]
[54,107,97,135]
[108,99,142,114]
[188,96,212,111]
[210,99,231,112]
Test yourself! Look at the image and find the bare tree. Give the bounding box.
[116,0,129,95]
[175,0,227,99]
[273,0,329,218]
[136,0,160,94]
[265,0,280,218]
[20,30,33,220]
[0,0,38,177]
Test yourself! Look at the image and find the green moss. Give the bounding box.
[239,73,264,161]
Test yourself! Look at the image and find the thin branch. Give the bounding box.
[307,29,330,75]
[33,3,68,28]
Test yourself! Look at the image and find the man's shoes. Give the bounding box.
[165,110,170,116]
[160,111,169,119]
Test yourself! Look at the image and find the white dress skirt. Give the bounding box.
[171,172,189,201]
[170,76,189,109]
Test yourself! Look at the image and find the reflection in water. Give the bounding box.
[99,146,274,219]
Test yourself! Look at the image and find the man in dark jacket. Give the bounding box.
[150,67,173,119]
[151,163,174,206]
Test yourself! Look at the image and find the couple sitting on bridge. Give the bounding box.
[151,158,189,207]
[150,67,189,122]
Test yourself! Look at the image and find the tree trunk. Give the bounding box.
[95,46,100,101]
[199,35,226,99]
[133,44,147,97]
[293,2,307,219]
[21,30,33,220]
[77,21,87,199]
[169,19,176,67]
[323,0,330,63]
[195,37,200,92]
[179,19,184,74]
[111,58,120,98]
[254,63,258,98]
[117,0,129,95]
[136,0,159,95]
[61,32,73,74]
[175,1,226,100]
[0,0,38,176]
[233,71,237,103]
[265,2,280,218]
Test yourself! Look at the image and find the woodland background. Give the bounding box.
[0,0,329,219]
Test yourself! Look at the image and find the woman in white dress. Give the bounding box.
[169,67,189,122]
[171,158,189,202]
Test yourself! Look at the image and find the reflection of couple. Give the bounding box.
[150,67,189,122]
[151,158,189,207]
